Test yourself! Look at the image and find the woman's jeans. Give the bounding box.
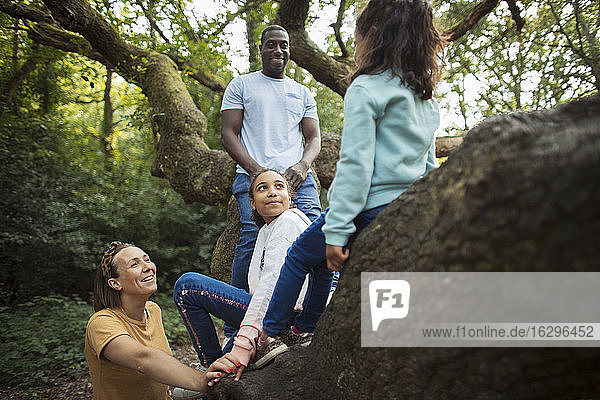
[262,205,386,337]
[173,273,250,367]
[224,172,321,338]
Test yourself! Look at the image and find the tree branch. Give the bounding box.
[275,0,353,96]
[28,22,107,65]
[169,53,227,92]
[504,0,525,33]
[41,0,235,206]
[134,0,170,44]
[0,2,54,24]
[1,1,226,93]
[330,0,348,58]
[442,0,499,42]
[0,46,39,117]
[205,0,266,39]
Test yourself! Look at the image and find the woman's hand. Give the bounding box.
[205,353,241,387]
[326,244,349,272]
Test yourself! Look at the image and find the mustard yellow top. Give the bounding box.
[84,301,172,400]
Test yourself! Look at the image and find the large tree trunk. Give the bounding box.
[209,95,600,399]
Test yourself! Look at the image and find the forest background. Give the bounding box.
[0,0,598,396]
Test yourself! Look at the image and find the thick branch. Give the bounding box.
[330,0,348,58]
[0,2,53,23]
[169,53,227,92]
[275,0,353,96]
[41,0,235,206]
[442,0,499,42]
[504,0,525,33]
[28,22,107,65]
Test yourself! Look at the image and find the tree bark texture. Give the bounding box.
[210,95,600,399]
[102,68,113,161]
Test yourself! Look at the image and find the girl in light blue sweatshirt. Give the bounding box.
[254,0,446,366]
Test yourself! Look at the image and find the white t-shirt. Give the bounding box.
[221,71,319,175]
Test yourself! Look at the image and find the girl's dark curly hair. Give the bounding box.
[352,0,446,100]
[248,168,296,228]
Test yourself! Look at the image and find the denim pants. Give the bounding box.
[173,272,250,367]
[262,205,386,337]
[224,171,321,337]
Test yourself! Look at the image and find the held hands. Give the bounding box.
[326,244,350,272]
[284,160,309,191]
[203,353,241,388]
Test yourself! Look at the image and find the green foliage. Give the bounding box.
[436,0,599,135]
[0,60,226,303]
[0,295,93,388]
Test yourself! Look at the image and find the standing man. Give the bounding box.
[220,25,322,342]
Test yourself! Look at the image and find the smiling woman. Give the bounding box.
[85,242,240,400]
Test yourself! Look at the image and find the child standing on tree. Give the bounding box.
[257,0,445,358]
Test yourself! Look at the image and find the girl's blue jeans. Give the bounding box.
[173,272,299,366]
[262,205,386,337]
[173,272,249,367]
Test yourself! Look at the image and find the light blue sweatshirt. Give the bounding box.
[323,70,440,246]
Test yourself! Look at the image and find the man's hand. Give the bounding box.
[284,160,309,191]
[326,244,350,272]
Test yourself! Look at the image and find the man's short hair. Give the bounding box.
[260,25,288,45]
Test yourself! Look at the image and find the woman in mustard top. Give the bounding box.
[85,242,240,400]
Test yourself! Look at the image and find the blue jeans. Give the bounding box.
[262,205,386,336]
[225,172,321,337]
[173,272,250,367]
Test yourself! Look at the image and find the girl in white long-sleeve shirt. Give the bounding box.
[173,169,311,381]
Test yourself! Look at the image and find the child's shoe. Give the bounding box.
[251,336,288,369]
[280,326,313,348]
[171,387,205,399]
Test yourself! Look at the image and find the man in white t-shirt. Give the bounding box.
[220,25,322,342]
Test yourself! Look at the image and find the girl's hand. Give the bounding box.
[326,244,350,272]
[234,365,245,381]
[205,353,240,386]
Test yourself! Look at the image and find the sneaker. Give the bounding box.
[250,336,288,370]
[171,387,205,400]
[222,334,234,351]
[189,362,207,371]
[280,327,314,348]
[171,363,206,399]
